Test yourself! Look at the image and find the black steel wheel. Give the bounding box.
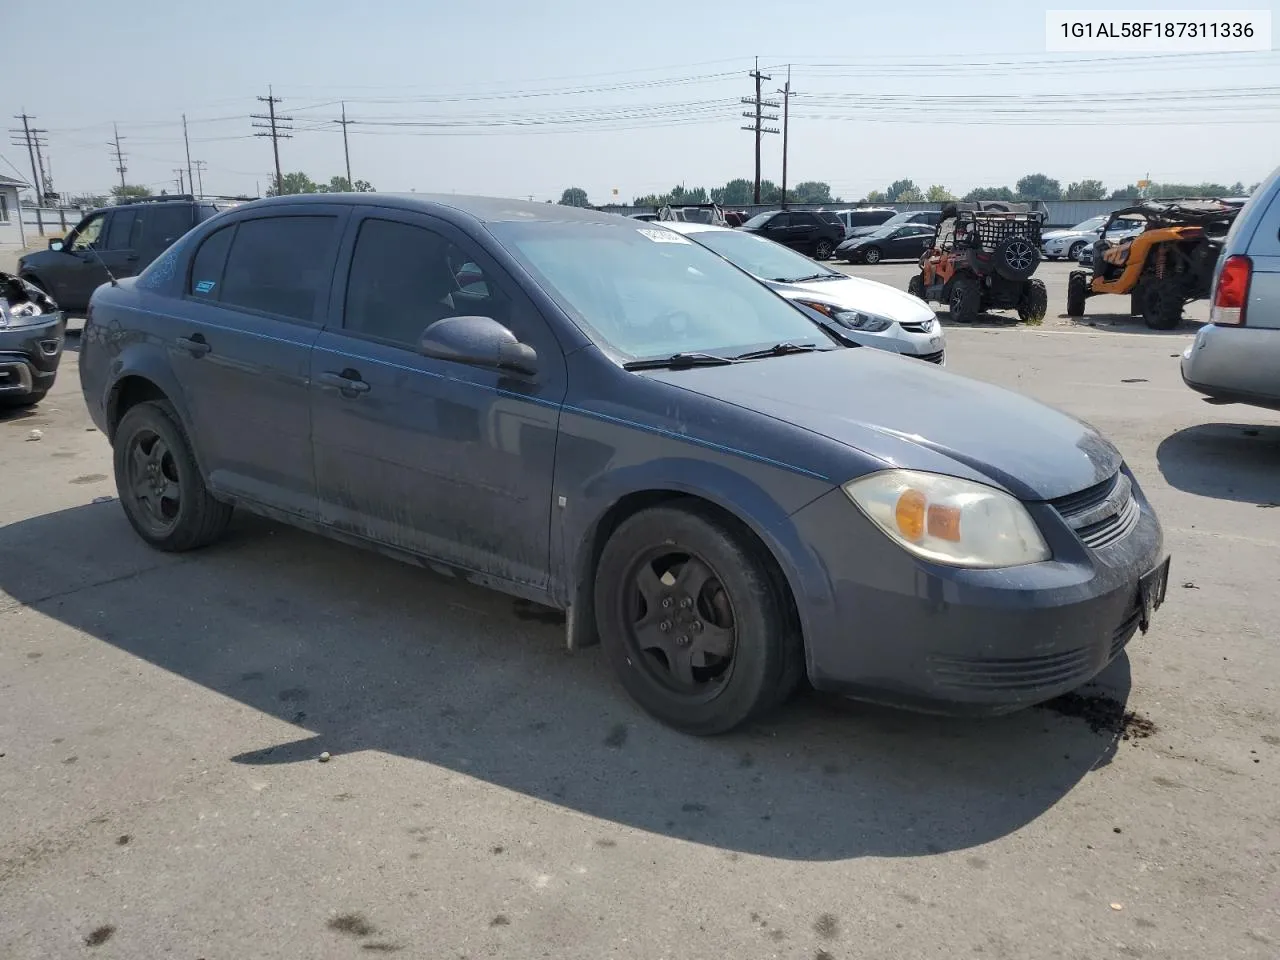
[993,236,1040,281]
[594,504,799,735]
[1143,282,1184,330]
[862,246,882,264]
[948,275,980,323]
[113,399,232,551]
[814,239,834,260]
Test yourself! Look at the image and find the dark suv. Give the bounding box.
[739,210,844,260]
[17,196,235,314]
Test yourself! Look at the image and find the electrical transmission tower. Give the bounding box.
[741,59,779,204]
[252,87,292,195]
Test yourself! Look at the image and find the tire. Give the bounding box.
[1017,278,1048,324]
[1067,241,1086,261]
[993,236,1040,281]
[1143,282,1184,330]
[814,239,834,261]
[948,275,980,323]
[112,399,233,552]
[1066,272,1088,317]
[594,503,800,735]
[0,388,48,409]
[907,274,926,301]
[861,246,882,264]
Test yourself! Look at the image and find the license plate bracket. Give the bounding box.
[1138,556,1170,633]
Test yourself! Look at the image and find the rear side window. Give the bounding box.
[134,205,195,251]
[104,210,136,250]
[218,216,337,322]
[188,224,236,299]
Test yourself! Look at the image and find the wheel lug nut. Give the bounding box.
[661,597,673,609]
[659,620,671,632]
[677,635,689,646]
[691,621,702,632]
[680,598,692,609]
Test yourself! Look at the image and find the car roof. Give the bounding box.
[239,192,621,226]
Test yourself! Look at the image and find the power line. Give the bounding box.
[252,86,292,194]
[742,58,778,204]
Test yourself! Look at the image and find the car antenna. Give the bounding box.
[84,244,119,286]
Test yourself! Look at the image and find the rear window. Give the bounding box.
[104,209,136,250]
[134,205,196,250]
[188,224,235,299]
[217,216,337,322]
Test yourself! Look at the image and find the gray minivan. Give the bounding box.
[1181,167,1280,411]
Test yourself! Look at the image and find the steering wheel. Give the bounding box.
[652,309,694,339]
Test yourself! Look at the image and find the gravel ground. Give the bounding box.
[1,264,1277,960]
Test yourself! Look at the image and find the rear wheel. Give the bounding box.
[1017,278,1048,324]
[1067,241,1086,261]
[948,275,980,323]
[814,239,834,261]
[113,400,233,551]
[862,246,882,264]
[907,274,926,301]
[594,504,800,735]
[1143,282,1184,330]
[1066,272,1088,317]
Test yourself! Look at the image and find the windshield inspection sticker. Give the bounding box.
[637,228,691,244]
[194,280,216,294]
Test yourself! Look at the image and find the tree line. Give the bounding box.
[560,174,1261,209]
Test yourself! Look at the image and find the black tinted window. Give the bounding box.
[188,224,236,299]
[344,218,508,347]
[219,216,336,321]
[134,205,195,251]
[769,214,792,228]
[796,213,823,227]
[104,210,136,250]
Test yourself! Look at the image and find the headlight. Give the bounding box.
[842,469,1050,568]
[0,303,54,329]
[795,299,894,332]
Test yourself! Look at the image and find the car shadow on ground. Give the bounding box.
[1157,422,1280,505]
[940,310,1022,329]
[1059,313,1206,336]
[0,502,1147,862]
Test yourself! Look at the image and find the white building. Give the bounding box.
[0,174,28,253]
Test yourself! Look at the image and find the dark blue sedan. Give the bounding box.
[79,195,1169,734]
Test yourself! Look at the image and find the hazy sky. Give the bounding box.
[5,0,1278,203]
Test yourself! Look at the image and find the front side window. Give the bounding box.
[344,218,508,348]
[490,220,837,362]
[69,214,106,252]
[218,215,337,321]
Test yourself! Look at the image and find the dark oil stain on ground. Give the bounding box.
[490,915,510,927]
[816,950,835,960]
[1037,692,1157,739]
[26,651,42,659]
[594,838,617,848]
[361,944,404,953]
[511,599,566,625]
[70,474,107,485]
[62,756,78,764]
[278,687,310,703]
[681,802,707,813]
[116,834,131,846]
[84,925,116,947]
[604,723,628,748]
[1152,776,1182,789]
[491,845,505,855]
[329,913,377,937]
[768,929,786,942]
[239,671,264,683]
[966,856,989,870]
[1262,734,1280,746]
[813,913,840,939]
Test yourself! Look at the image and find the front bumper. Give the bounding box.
[0,313,65,397]
[1181,323,1280,411]
[789,473,1166,714]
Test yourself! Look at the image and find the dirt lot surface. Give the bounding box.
[1,261,1277,959]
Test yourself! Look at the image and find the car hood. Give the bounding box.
[768,275,935,324]
[838,234,881,246]
[644,348,1119,500]
[1042,229,1087,242]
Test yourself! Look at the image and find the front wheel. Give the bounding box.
[907,274,926,301]
[112,399,233,551]
[948,275,980,323]
[1017,278,1048,324]
[1067,241,1086,261]
[862,246,882,264]
[814,239,834,261]
[594,504,800,735]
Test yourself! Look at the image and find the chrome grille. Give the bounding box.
[914,350,945,364]
[900,320,934,333]
[1050,471,1140,549]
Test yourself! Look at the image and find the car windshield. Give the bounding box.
[1071,216,1107,231]
[741,212,777,229]
[489,220,838,362]
[687,229,841,283]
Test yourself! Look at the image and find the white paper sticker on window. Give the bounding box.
[637,228,691,244]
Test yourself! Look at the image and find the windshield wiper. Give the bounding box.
[623,352,737,371]
[773,272,838,283]
[732,342,822,361]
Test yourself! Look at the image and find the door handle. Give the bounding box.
[176,335,210,357]
[125,254,139,263]
[318,370,370,395]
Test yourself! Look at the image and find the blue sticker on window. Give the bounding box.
[194,280,215,294]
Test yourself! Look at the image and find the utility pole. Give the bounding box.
[10,112,46,233]
[193,159,207,198]
[173,169,187,194]
[741,58,779,204]
[251,86,292,195]
[777,65,796,208]
[182,114,194,199]
[335,101,353,188]
[109,124,128,192]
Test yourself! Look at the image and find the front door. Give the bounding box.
[167,208,347,517]
[46,212,111,310]
[310,210,566,590]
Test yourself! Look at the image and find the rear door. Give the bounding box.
[131,203,197,272]
[787,212,823,252]
[168,206,347,516]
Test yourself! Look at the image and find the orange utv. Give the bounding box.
[1067,198,1245,329]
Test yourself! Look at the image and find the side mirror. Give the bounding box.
[48,238,65,252]
[418,315,537,376]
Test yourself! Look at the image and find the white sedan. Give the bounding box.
[661,221,946,364]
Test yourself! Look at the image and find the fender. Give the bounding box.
[102,344,210,481]
[556,455,835,659]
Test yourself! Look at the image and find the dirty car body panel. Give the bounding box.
[80,194,1167,719]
